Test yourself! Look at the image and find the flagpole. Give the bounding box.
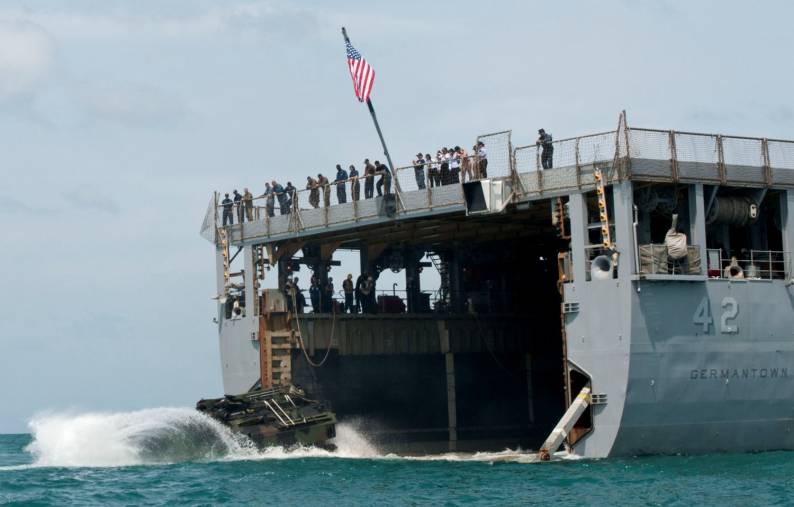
[364,98,396,175]
[341,27,396,177]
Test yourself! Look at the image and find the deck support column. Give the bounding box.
[782,190,794,278]
[568,192,589,284]
[243,245,257,312]
[358,244,370,277]
[612,180,636,278]
[439,321,457,450]
[689,184,707,274]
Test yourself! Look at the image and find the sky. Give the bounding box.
[1,0,793,433]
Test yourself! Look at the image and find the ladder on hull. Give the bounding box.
[259,290,297,388]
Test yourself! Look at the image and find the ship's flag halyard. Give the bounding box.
[346,40,374,103]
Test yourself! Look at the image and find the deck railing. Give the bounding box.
[203,122,794,243]
[706,249,791,280]
[637,244,703,275]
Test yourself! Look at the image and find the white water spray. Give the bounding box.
[24,408,382,468]
[23,408,556,468]
[26,408,257,467]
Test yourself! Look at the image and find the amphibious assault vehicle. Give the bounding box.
[196,385,337,449]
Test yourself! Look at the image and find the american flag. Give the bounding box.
[346,40,374,103]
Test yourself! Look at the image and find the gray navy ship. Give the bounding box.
[201,112,794,458]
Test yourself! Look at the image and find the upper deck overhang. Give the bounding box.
[203,122,794,248]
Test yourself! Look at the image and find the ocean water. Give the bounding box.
[1,409,792,506]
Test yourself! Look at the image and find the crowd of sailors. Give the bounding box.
[219,129,553,226]
[227,270,383,320]
[284,272,380,315]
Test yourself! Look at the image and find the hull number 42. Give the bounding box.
[693,297,738,334]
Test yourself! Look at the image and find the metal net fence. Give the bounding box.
[628,128,670,160]
[768,140,794,170]
[577,131,618,166]
[721,136,763,167]
[476,130,512,179]
[674,132,718,164]
[514,144,540,173]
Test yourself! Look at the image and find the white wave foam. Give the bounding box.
[26,407,257,468]
[22,408,568,468]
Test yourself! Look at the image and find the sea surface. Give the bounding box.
[1,408,792,506]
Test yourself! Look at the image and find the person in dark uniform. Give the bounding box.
[284,182,296,214]
[232,190,243,223]
[537,128,554,169]
[221,193,234,226]
[375,161,391,196]
[342,274,355,313]
[413,153,426,189]
[272,181,287,215]
[293,277,306,313]
[361,275,377,314]
[439,148,450,185]
[354,273,366,313]
[323,277,335,312]
[364,159,375,198]
[335,165,348,204]
[309,277,321,313]
[349,165,360,201]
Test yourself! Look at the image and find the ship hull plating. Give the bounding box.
[568,278,794,458]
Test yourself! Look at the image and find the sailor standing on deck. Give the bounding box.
[361,275,377,314]
[323,277,335,312]
[439,148,450,185]
[537,129,554,169]
[243,188,254,222]
[354,273,365,313]
[375,161,391,196]
[318,173,331,207]
[426,154,438,187]
[364,159,376,199]
[459,147,471,182]
[349,165,360,201]
[221,193,234,226]
[450,147,461,184]
[293,277,306,313]
[233,189,243,223]
[476,141,488,178]
[335,164,348,204]
[309,275,321,313]
[343,274,355,313]
[307,177,320,208]
[262,182,275,217]
[284,182,296,214]
[413,153,426,190]
[272,181,288,215]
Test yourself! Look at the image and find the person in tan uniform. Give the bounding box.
[307,176,320,209]
[318,173,331,207]
[243,188,254,221]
